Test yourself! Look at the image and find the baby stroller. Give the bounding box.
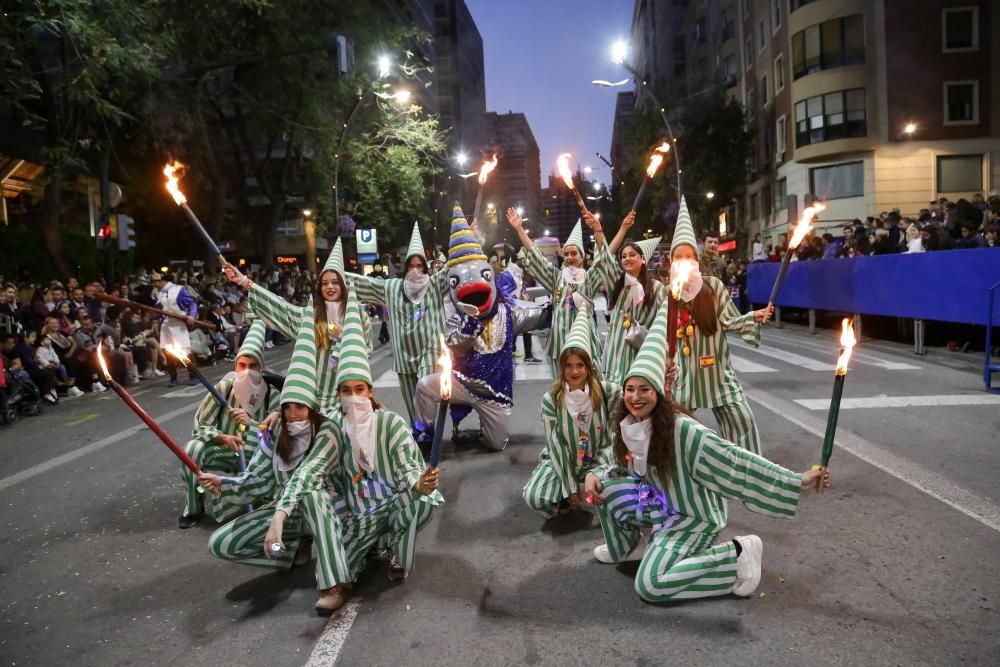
[0,355,41,425]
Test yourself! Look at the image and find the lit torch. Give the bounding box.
[428,335,452,467]
[557,153,590,217]
[767,202,827,309]
[472,154,499,226]
[667,259,695,361]
[165,344,247,476]
[97,340,209,481]
[163,161,223,258]
[814,318,856,494]
[630,142,671,213]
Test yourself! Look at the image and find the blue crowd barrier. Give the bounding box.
[746,248,1000,325]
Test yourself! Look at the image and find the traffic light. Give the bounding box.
[117,214,136,251]
[96,221,112,250]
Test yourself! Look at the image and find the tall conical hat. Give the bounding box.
[564,219,585,254]
[670,195,698,258]
[447,205,488,267]
[279,302,319,409]
[634,236,661,260]
[625,304,671,395]
[334,285,372,387]
[321,237,346,280]
[235,319,266,367]
[405,221,426,263]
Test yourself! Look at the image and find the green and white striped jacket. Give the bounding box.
[218,419,341,510]
[191,377,279,448]
[597,414,801,533]
[248,284,371,417]
[524,245,605,366]
[349,271,449,375]
[540,380,622,499]
[672,276,760,410]
[589,246,668,384]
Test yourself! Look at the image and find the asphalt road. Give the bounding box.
[1,322,999,667]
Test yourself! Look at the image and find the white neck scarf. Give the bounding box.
[233,369,267,413]
[670,262,704,303]
[623,273,645,307]
[276,419,312,471]
[343,396,377,473]
[561,265,585,285]
[619,414,653,477]
[403,269,432,304]
[563,383,593,432]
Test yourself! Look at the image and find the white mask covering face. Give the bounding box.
[670,262,704,303]
[342,395,377,473]
[563,383,593,432]
[623,273,645,307]
[403,267,431,304]
[233,368,266,413]
[619,414,653,477]
[277,418,312,471]
[561,264,585,285]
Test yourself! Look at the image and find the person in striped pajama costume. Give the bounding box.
[221,238,371,418]
[523,311,621,518]
[589,220,668,385]
[505,209,607,376]
[584,302,829,602]
[326,285,442,583]
[668,197,773,455]
[202,308,352,615]
[348,222,448,425]
[179,320,279,528]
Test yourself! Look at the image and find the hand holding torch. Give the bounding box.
[767,202,826,310]
[428,336,452,468]
[631,142,671,213]
[814,318,856,494]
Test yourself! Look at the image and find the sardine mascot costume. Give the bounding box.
[414,205,546,453]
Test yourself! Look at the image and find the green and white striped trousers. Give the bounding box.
[342,495,435,579]
[208,490,350,590]
[182,438,252,520]
[711,399,762,455]
[522,456,580,518]
[596,477,738,602]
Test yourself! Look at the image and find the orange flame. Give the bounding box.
[556,153,575,191]
[645,142,671,178]
[164,343,191,366]
[163,161,188,205]
[477,154,498,185]
[438,334,452,400]
[96,340,111,381]
[670,259,695,300]
[788,202,827,249]
[835,318,856,375]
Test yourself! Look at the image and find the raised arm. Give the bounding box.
[712,278,761,348]
[220,258,301,337]
[606,210,637,255]
[506,207,534,253]
[347,273,388,306]
[582,210,606,250]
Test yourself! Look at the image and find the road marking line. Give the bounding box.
[163,387,205,398]
[729,354,778,374]
[304,598,362,666]
[749,388,1000,534]
[65,413,98,427]
[0,358,293,492]
[372,370,399,388]
[516,363,553,381]
[764,332,921,370]
[732,339,836,371]
[795,394,1000,411]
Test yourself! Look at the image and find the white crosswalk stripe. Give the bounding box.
[795,394,1000,410]
[764,332,922,370]
[731,339,837,371]
[729,354,778,373]
[373,363,556,389]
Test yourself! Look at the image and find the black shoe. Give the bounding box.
[178,512,203,529]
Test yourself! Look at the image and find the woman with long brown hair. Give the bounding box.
[589,211,668,384]
[523,312,620,518]
[584,304,829,602]
[222,239,370,417]
[667,197,772,454]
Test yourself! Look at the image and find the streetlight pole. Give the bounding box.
[332,89,367,228]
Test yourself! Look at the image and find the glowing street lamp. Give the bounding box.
[377,54,391,78]
[455,151,468,167]
[611,39,628,65]
[706,191,715,200]
[516,206,524,216]
[903,122,917,136]
[390,89,411,105]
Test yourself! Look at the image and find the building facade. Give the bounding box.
[485,111,542,244]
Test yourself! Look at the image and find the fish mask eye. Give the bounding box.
[481,268,493,282]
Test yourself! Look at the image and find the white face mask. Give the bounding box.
[403,268,431,303]
[619,414,653,476]
[342,394,377,473]
[276,418,312,471]
[670,262,704,303]
[233,368,267,413]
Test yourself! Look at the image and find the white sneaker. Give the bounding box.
[92,381,107,393]
[152,368,166,377]
[732,535,763,597]
[593,542,644,564]
[264,341,275,349]
[67,386,84,397]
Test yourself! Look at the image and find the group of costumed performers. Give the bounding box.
[221,239,371,418]
[198,286,440,614]
[413,205,547,453]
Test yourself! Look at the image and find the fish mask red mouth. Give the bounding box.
[456,281,493,314]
